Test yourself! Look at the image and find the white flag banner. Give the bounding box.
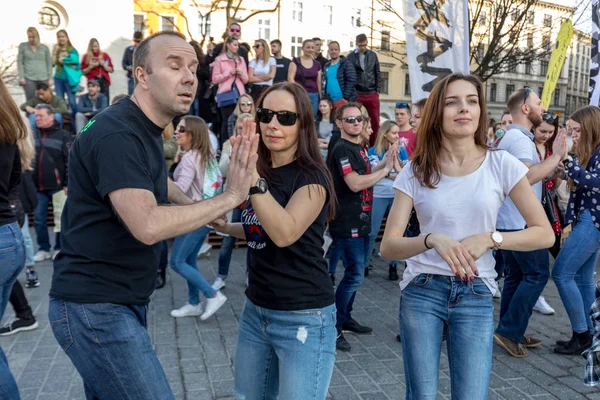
[403,0,470,102]
[589,0,600,106]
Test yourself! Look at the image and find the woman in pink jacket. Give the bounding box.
[211,36,248,146]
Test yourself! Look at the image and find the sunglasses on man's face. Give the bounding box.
[257,108,299,126]
[240,101,253,106]
[230,28,241,33]
[341,116,364,124]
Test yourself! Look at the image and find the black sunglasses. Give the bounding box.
[340,116,364,124]
[253,44,262,49]
[523,87,533,104]
[257,108,299,126]
[177,125,186,133]
[396,102,409,108]
[542,112,558,124]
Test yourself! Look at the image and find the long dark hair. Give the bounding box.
[412,73,488,188]
[316,97,335,123]
[256,82,336,219]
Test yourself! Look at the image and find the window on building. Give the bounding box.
[525,61,532,75]
[161,16,175,32]
[352,9,362,27]
[527,32,534,49]
[511,10,519,22]
[544,14,552,28]
[381,72,389,94]
[540,61,549,76]
[381,0,392,11]
[134,14,145,33]
[405,73,411,96]
[542,35,551,52]
[508,63,517,73]
[291,36,303,57]
[554,88,560,106]
[575,71,579,91]
[490,83,497,102]
[528,11,534,24]
[506,84,515,100]
[325,5,333,25]
[476,43,484,62]
[381,31,390,51]
[198,13,211,37]
[292,2,303,22]
[258,19,271,40]
[479,11,487,25]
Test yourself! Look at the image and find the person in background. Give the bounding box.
[17,27,52,101]
[270,39,290,84]
[122,31,143,95]
[52,29,81,115]
[395,102,416,158]
[20,82,67,129]
[500,110,513,130]
[75,79,108,133]
[346,33,381,146]
[189,41,212,122]
[111,93,128,104]
[553,106,600,355]
[248,39,276,103]
[212,35,249,146]
[81,38,113,98]
[322,41,357,110]
[411,98,427,132]
[366,121,407,281]
[288,39,322,116]
[31,104,70,263]
[0,76,27,400]
[228,94,255,139]
[316,97,339,160]
[169,116,226,320]
[209,23,250,66]
[313,37,328,69]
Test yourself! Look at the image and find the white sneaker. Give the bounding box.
[493,289,501,298]
[33,251,51,262]
[170,303,203,318]
[533,296,555,315]
[197,243,212,258]
[200,292,227,320]
[212,277,226,291]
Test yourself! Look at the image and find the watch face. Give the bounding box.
[258,178,268,193]
[492,232,503,243]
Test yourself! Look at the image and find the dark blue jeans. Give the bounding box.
[127,77,134,95]
[333,235,369,330]
[218,208,242,278]
[496,242,550,343]
[49,298,174,400]
[34,190,61,252]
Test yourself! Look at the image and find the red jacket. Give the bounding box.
[81,52,112,85]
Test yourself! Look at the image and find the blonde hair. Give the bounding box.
[254,39,271,62]
[26,27,40,46]
[234,113,254,134]
[233,94,256,117]
[374,120,400,156]
[0,77,27,146]
[86,38,102,62]
[18,117,35,171]
[162,122,174,140]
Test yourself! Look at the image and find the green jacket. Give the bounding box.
[20,95,68,115]
[17,42,52,81]
[55,49,82,91]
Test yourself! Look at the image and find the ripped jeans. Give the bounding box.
[234,299,336,400]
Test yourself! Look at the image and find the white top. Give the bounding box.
[496,125,542,230]
[249,57,276,86]
[393,150,528,293]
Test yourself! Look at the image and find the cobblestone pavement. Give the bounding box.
[2,240,600,399]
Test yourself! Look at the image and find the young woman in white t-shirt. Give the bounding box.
[247,39,276,103]
[381,73,555,399]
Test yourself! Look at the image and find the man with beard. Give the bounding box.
[493,88,567,358]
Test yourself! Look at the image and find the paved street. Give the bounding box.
[2,237,600,399]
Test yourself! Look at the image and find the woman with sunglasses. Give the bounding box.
[227,95,255,138]
[380,73,554,398]
[553,106,600,355]
[169,116,227,321]
[212,36,248,146]
[248,39,276,103]
[288,39,322,117]
[211,82,336,399]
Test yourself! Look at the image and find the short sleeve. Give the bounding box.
[89,134,155,198]
[498,131,534,163]
[499,151,528,196]
[393,161,416,199]
[268,57,277,68]
[294,168,331,203]
[329,143,357,177]
[249,59,257,69]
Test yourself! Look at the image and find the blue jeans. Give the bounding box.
[34,190,61,252]
[28,113,63,129]
[333,235,369,330]
[234,299,336,400]
[307,92,319,117]
[127,76,134,95]
[170,226,216,304]
[400,274,494,399]
[552,209,600,333]
[54,77,78,113]
[0,222,25,400]
[496,241,549,342]
[48,298,174,400]
[327,238,342,275]
[218,208,242,278]
[20,218,34,267]
[367,197,397,267]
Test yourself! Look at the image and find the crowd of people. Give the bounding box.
[0,22,599,400]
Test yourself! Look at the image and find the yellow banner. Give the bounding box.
[541,19,574,109]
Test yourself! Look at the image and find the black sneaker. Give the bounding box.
[25,269,40,288]
[364,264,372,277]
[329,274,336,289]
[396,334,401,342]
[342,318,373,334]
[0,318,39,336]
[336,333,351,351]
[388,265,399,281]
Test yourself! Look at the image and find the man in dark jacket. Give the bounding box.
[313,37,328,70]
[346,34,382,146]
[322,41,357,109]
[75,80,108,133]
[122,31,143,95]
[31,104,70,263]
[206,23,249,66]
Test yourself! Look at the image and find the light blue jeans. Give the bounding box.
[170,226,216,304]
[367,196,398,267]
[552,209,600,333]
[400,274,494,399]
[20,218,34,267]
[0,222,25,400]
[234,299,336,400]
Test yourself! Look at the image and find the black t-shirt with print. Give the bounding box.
[327,138,373,238]
[51,98,168,305]
[242,160,334,311]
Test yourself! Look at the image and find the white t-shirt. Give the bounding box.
[393,150,528,293]
[249,57,276,86]
[496,125,542,230]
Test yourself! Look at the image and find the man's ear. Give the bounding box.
[335,118,343,130]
